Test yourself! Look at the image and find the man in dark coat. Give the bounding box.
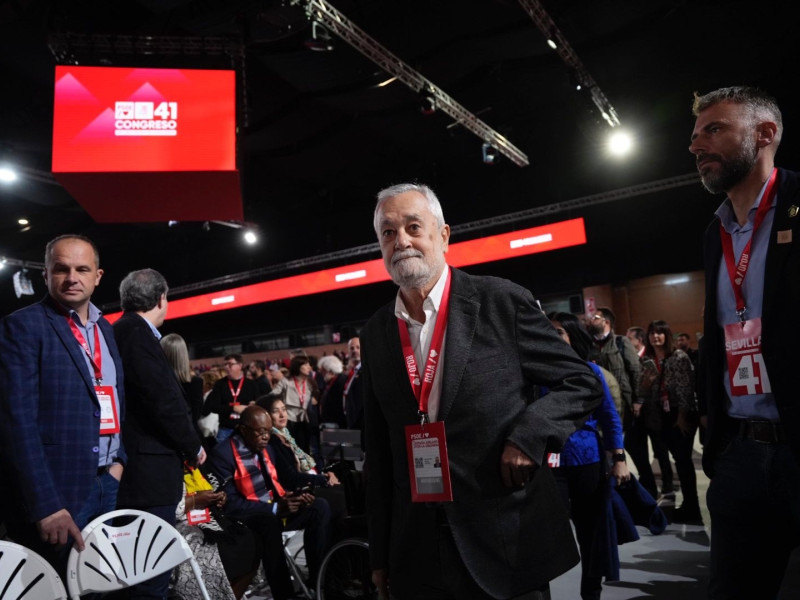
[113,268,204,599]
[363,183,603,599]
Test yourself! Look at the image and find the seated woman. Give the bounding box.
[260,396,352,539]
[171,469,261,600]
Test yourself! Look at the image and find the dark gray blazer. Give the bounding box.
[363,267,603,598]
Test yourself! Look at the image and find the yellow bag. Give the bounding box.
[184,465,213,494]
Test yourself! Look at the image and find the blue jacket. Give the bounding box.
[0,296,126,523]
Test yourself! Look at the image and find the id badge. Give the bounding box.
[229,402,241,420]
[724,317,772,395]
[186,508,211,525]
[404,421,452,502]
[96,386,120,434]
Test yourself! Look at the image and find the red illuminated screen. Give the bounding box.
[104,218,586,323]
[52,66,236,173]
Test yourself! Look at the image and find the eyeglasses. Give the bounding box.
[242,425,270,438]
[591,314,606,321]
[224,361,240,367]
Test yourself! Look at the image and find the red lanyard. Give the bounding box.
[66,316,103,383]
[397,268,452,423]
[228,377,244,405]
[719,168,778,320]
[294,378,307,408]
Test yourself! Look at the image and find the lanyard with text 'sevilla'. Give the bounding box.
[719,167,778,322]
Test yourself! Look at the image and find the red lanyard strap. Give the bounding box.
[719,168,778,320]
[397,268,452,423]
[66,316,103,383]
[293,378,307,408]
[228,377,244,405]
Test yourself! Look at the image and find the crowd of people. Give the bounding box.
[1,85,798,600]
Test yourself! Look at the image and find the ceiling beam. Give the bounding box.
[293,0,530,167]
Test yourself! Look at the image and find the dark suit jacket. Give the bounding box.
[362,268,603,598]
[207,433,318,519]
[319,372,347,428]
[700,167,800,476]
[0,296,126,523]
[113,312,201,506]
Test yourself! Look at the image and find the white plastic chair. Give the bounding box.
[66,508,211,600]
[0,539,69,600]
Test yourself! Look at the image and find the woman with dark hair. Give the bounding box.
[639,319,700,523]
[266,355,315,452]
[548,312,629,600]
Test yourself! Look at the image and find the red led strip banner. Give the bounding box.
[105,218,586,323]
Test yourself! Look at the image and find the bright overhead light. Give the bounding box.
[18,218,29,225]
[0,165,18,183]
[546,38,557,50]
[0,258,6,270]
[608,131,633,156]
[243,230,258,245]
[377,76,397,87]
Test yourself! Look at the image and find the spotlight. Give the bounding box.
[0,258,6,270]
[482,143,498,165]
[607,131,633,156]
[419,85,436,115]
[0,165,18,183]
[305,21,334,51]
[13,269,34,298]
[243,230,258,245]
[420,95,436,115]
[168,220,180,227]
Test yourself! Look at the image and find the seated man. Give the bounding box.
[208,405,331,600]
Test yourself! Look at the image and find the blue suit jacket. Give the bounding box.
[0,296,125,523]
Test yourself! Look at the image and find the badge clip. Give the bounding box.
[736,307,747,325]
[418,410,429,427]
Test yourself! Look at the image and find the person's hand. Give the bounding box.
[37,509,84,551]
[610,459,631,486]
[632,402,642,418]
[108,462,124,481]
[500,441,537,488]
[232,404,248,414]
[197,447,207,465]
[325,471,340,486]
[277,493,312,516]
[194,490,226,509]
[372,568,390,600]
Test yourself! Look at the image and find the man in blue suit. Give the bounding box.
[0,234,125,570]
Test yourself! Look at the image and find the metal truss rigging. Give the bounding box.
[517,0,621,128]
[292,0,530,167]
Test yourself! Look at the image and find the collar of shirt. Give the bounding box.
[144,316,162,340]
[715,175,774,234]
[64,301,102,327]
[393,265,449,325]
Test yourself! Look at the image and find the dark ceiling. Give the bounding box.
[0,0,797,346]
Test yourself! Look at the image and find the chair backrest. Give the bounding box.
[320,427,363,464]
[0,540,68,600]
[66,509,210,600]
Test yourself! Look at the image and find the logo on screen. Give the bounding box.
[114,101,178,136]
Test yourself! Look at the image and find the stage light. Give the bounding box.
[420,95,436,115]
[243,230,258,245]
[0,165,18,183]
[482,143,498,165]
[13,269,34,298]
[608,131,633,156]
[305,21,334,51]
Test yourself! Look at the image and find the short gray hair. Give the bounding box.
[692,86,783,146]
[119,268,168,312]
[317,355,343,375]
[373,183,446,237]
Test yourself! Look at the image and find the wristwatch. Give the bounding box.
[613,451,626,463]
